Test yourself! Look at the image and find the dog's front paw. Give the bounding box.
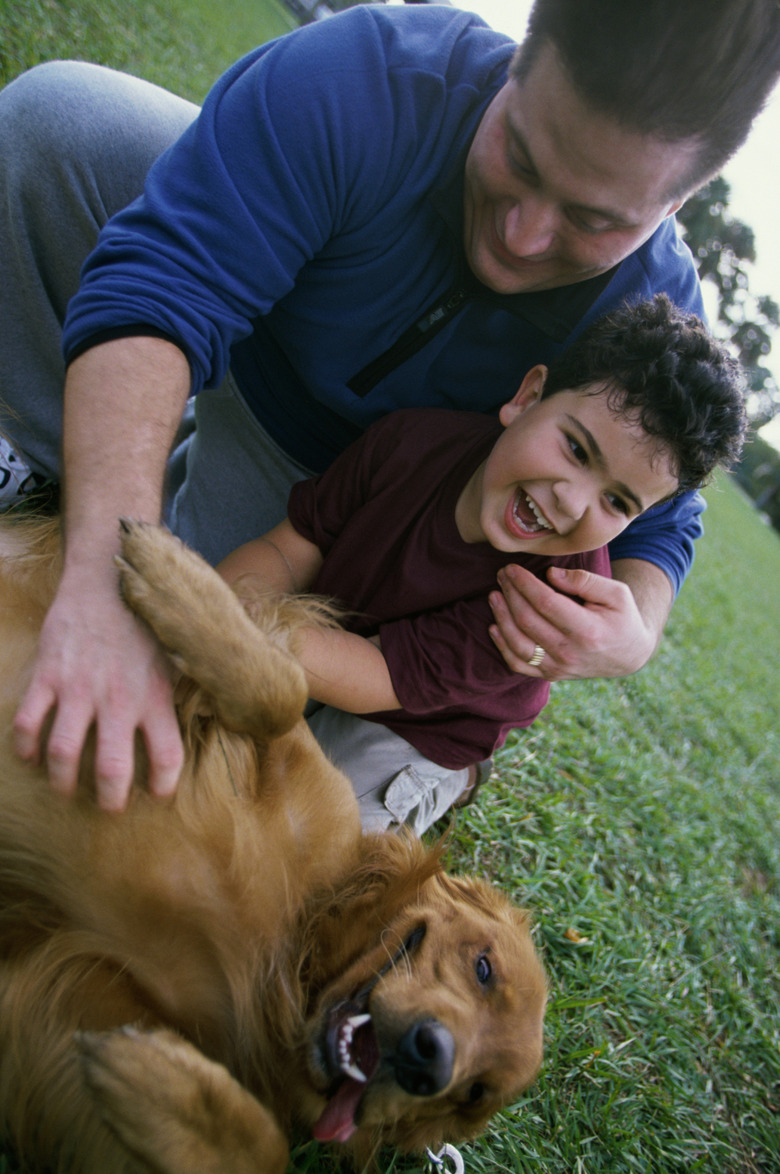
[115,520,306,741]
[79,1026,289,1174]
[116,519,241,660]
[116,519,207,619]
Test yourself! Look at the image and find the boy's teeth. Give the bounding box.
[525,494,552,530]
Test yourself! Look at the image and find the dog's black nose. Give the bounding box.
[394,1019,455,1096]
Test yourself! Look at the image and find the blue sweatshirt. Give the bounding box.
[63,5,706,591]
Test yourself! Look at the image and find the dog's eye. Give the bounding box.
[402,925,426,956]
[475,953,492,985]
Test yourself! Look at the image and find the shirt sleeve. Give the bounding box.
[377,544,608,715]
[287,414,399,554]
[380,594,548,718]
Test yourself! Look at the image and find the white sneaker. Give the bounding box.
[0,433,46,507]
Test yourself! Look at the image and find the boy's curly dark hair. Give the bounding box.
[542,294,748,496]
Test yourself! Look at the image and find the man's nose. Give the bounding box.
[503,198,557,258]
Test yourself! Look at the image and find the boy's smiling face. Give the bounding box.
[456,366,680,555]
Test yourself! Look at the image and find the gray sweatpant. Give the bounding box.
[0,61,470,833]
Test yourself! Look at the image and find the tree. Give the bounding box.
[677,178,779,427]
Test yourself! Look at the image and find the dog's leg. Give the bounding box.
[115,521,307,742]
[79,1027,289,1174]
[0,952,166,1174]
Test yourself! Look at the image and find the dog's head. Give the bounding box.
[302,847,547,1158]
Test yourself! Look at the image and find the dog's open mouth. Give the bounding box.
[311,924,426,1143]
[312,1003,379,1142]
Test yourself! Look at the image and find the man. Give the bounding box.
[1,0,778,812]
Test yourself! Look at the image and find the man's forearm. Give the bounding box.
[610,556,674,663]
[14,336,192,809]
[61,335,191,563]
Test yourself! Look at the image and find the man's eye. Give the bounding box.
[569,213,613,234]
[508,154,534,179]
[505,138,535,181]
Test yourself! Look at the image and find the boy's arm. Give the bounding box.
[219,521,401,713]
[218,518,324,595]
[299,630,401,713]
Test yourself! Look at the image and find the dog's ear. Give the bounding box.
[335,831,444,918]
[424,870,534,929]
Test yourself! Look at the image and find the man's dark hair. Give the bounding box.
[541,294,748,496]
[510,0,780,194]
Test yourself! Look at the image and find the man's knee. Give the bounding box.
[0,60,198,217]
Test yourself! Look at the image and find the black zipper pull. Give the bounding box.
[348,279,469,398]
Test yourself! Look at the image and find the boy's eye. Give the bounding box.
[566,434,587,463]
[605,491,631,516]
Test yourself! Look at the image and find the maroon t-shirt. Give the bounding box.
[288,409,611,768]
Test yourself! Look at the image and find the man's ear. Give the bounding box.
[666,198,686,216]
[499,364,547,427]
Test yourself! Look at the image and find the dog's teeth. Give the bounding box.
[336,1014,371,1082]
[342,1060,368,1083]
[337,1029,367,1082]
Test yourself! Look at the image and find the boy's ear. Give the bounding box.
[499,364,547,427]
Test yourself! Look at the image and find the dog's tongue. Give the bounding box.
[311,1079,363,1143]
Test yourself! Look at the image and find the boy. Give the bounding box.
[219,296,746,833]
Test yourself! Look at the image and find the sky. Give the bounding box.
[452,0,780,451]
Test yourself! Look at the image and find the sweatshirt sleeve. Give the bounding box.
[607,489,706,595]
[575,216,707,595]
[62,5,505,394]
[61,13,419,390]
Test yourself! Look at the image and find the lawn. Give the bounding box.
[1,3,779,1171]
[0,0,296,103]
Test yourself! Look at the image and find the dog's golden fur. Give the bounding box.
[0,516,547,1174]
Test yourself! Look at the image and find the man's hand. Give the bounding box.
[488,558,674,681]
[12,335,192,810]
[13,562,184,812]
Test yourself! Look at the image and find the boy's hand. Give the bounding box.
[488,559,673,681]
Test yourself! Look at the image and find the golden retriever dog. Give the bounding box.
[0,516,546,1174]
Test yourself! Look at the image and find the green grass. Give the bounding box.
[2,4,780,1171]
[442,473,780,1174]
[0,0,295,102]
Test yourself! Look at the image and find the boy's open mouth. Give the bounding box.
[512,490,553,535]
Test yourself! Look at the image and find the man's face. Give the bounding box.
[463,44,698,294]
